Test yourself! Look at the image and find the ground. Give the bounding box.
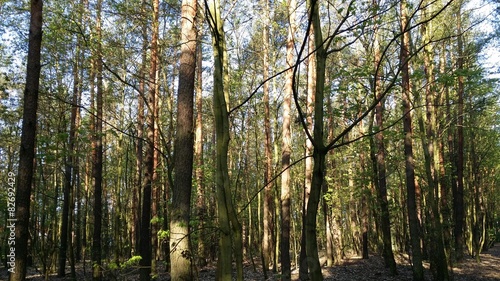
[1,245,499,280]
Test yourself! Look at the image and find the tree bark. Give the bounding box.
[11,1,43,280]
[170,0,197,279]
[206,1,243,279]
[262,0,274,275]
[299,14,315,281]
[454,2,465,262]
[281,0,296,279]
[372,0,397,274]
[92,0,104,279]
[400,2,424,279]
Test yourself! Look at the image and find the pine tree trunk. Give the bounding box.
[170,0,197,279]
[11,1,43,280]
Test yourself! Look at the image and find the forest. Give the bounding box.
[1,0,500,280]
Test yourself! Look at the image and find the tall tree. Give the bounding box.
[139,0,159,278]
[372,0,397,274]
[281,0,296,279]
[400,1,424,280]
[261,0,275,276]
[11,0,43,280]
[206,0,243,280]
[170,0,198,279]
[91,0,104,279]
[454,0,465,261]
[299,10,314,281]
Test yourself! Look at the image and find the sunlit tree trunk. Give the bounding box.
[280,0,296,279]
[206,0,243,279]
[262,0,274,275]
[299,13,315,281]
[195,18,206,267]
[170,0,198,279]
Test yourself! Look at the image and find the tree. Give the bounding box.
[280,0,296,279]
[91,0,104,280]
[206,0,243,279]
[170,0,198,279]
[400,0,424,279]
[11,1,43,280]
[372,0,398,274]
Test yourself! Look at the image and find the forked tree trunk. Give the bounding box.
[206,1,243,280]
[12,1,43,280]
[170,0,197,279]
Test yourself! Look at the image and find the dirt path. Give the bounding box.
[452,244,500,281]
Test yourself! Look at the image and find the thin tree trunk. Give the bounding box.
[262,0,274,275]
[170,0,197,279]
[11,1,43,280]
[300,15,315,281]
[195,17,206,267]
[92,0,104,279]
[58,43,80,277]
[372,0,397,273]
[454,2,465,261]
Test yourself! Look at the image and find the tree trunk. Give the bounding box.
[262,0,274,275]
[92,0,104,279]
[372,0,397,272]
[400,2,424,279]
[170,0,197,279]
[303,1,325,279]
[58,43,80,277]
[454,2,465,262]
[195,17,206,267]
[299,14,315,280]
[11,1,43,280]
[280,0,296,278]
[206,1,243,279]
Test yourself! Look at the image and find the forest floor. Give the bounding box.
[1,244,499,280]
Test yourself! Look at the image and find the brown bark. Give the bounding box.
[262,0,274,274]
[11,1,43,280]
[372,0,397,272]
[454,2,465,261]
[281,0,296,279]
[92,0,104,279]
[170,0,198,279]
[139,0,158,278]
[400,2,424,279]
